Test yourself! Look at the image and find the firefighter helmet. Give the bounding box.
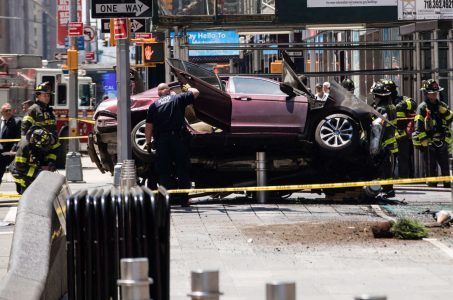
[421,79,444,93]
[26,126,55,150]
[35,81,52,95]
[341,78,355,92]
[371,81,391,97]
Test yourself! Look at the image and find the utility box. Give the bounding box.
[66,152,83,182]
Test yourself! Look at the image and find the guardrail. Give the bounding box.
[0,171,69,300]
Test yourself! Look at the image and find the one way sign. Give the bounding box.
[91,0,152,18]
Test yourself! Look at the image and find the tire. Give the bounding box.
[131,120,154,161]
[314,113,359,153]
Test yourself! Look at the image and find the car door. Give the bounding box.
[166,59,232,131]
[228,76,308,133]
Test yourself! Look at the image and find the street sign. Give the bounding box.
[64,36,85,50]
[68,22,84,36]
[86,51,95,61]
[114,18,128,40]
[91,0,152,18]
[142,42,165,64]
[101,18,147,33]
[54,52,68,61]
[83,26,96,41]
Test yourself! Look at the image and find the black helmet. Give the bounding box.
[341,78,355,92]
[35,82,52,95]
[26,126,55,150]
[371,81,391,97]
[421,79,443,93]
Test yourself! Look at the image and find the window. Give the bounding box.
[230,77,286,95]
[57,84,67,106]
[79,84,91,107]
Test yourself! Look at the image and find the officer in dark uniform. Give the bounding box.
[145,83,200,207]
[371,81,398,197]
[22,82,60,169]
[10,126,57,194]
[341,78,355,92]
[380,79,416,178]
[413,79,452,187]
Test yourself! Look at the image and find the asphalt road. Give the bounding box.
[0,156,452,299]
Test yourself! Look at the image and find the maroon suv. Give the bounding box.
[88,51,380,189]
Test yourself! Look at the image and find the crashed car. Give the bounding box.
[88,51,381,191]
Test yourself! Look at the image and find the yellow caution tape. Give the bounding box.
[0,194,21,199]
[61,117,95,125]
[0,136,88,143]
[165,176,453,194]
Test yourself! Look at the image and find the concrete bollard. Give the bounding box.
[113,163,122,187]
[187,270,223,299]
[266,282,296,300]
[256,151,267,204]
[117,258,153,300]
[354,296,387,300]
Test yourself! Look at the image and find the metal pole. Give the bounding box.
[165,29,171,83]
[448,30,453,207]
[116,18,132,162]
[117,258,153,300]
[256,152,267,204]
[414,31,422,177]
[431,29,439,81]
[84,0,91,62]
[266,282,296,300]
[68,0,79,153]
[187,270,223,299]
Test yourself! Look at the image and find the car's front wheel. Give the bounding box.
[314,113,359,153]
[131,120,155,161]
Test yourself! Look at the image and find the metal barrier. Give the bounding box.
[66,186,170,300]
[117,258,153,300]
[187,270,223,299]
[266,282,296,300]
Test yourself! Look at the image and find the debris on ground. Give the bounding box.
[390,218,428,240]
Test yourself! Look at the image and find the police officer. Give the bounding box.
[413,79,452,187]
[144,83,200,207]
[371,82,398,197]
[22,82,60,169]
[10,126,57,194]
[380,79,416,178]
[341,78,355,92]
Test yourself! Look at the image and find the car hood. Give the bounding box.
[94,88,159,118]
[281,50,387,121]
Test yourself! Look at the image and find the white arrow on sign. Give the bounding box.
[95,0,150,17]
[54,52,68,60]
[130,19,144,32]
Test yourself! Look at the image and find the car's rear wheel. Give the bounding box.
[131,120,154,161]
[315,113,358,153]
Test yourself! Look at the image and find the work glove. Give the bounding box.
[421,139,429,147]
[439,105,448,114]
[181,83,192,92]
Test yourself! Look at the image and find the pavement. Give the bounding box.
[0,156,452,299]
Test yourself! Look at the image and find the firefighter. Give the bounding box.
[413,79,452,188]
[21,81,60,168]
[371,81,398,197]
[380,79,416,178]
[10,126,57,194]
[341,78,355,92]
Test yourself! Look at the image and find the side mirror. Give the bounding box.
[280,83,296,98]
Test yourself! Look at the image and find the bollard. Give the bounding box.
[121,159,137,189]
[187,270,223,299]
[354,296,387,300]
[117,258,153,300]
[256,151,267,204]
[266,282,296,300]
[66,151,84,182]
[113,163,122,187]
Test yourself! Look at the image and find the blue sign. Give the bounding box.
[171,30,239,57]
[64,37,85,50]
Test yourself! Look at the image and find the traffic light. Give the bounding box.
[102,39,108,47]
[142,42,164,65]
